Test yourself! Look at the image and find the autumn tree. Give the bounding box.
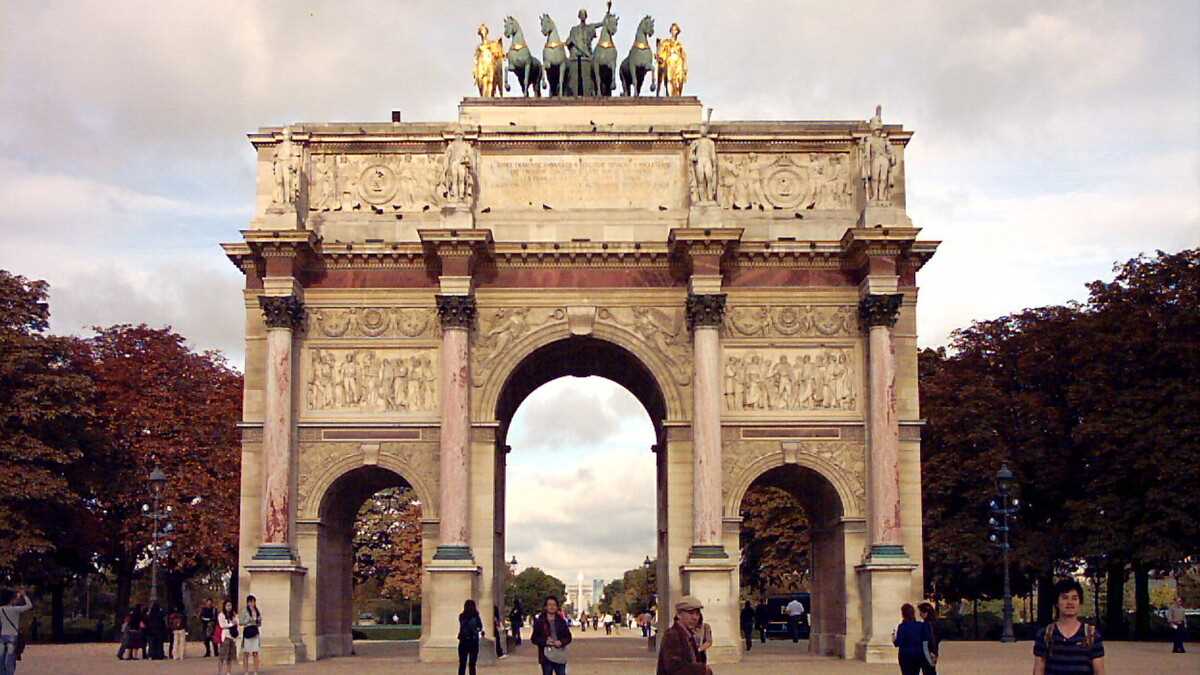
[0,270,94,639]
[352,487,422,604]
[75,325,242,617]
[739,484,810,595]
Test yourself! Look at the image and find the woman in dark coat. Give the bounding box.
[740,601,756,652]
[457,599,483,675]
[530,595,572,675]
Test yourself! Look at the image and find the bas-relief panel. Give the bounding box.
[308,154,444,213]
[718,153,853,211]
[477,155,686,210]
[723,304,857,339]
[724,440,867,516]
[296,441,439,516]
[308,307,438,339]
[303,348,438,416]
[723,347,858,415]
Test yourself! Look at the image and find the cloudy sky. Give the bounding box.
[1,2,1196,584]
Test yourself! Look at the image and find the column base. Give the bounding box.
[854,556,917,664]
[688,544,729,560]
[246,559,308,666]
[252,543,299,562]
[433,544,475,561]
[681,559,740,664]
[421,558,481,663]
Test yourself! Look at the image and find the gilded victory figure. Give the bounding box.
[473,24,505,97]
[655,22,687,96]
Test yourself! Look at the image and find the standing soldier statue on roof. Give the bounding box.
[565,1,613,95]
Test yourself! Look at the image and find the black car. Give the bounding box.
[763,593,811,639]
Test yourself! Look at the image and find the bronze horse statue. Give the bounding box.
[540,14,568,96]
[503,16,543,97]
[619,15,654,96]
[591,13,619,97]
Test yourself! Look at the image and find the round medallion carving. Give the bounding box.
[358,308,390,336]
[763,165,805,208]
[358,164,398,205]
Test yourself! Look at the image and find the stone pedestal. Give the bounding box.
[440,203,475,230]
[257,207,304,231]
[421,560,481,663]
[681,560,739,664]
[687,202,723,229]
[247,560,308,665]
[857,204,913,228]
[854,557,917,663]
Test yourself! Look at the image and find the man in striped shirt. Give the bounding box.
[1033,578,1106,675]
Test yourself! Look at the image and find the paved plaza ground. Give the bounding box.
[24,632,1199,674]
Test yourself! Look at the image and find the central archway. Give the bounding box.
[492,336,671,649]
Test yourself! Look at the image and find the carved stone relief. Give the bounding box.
[309,307,438,339]
[471,307,567,387]
[308,154,444,212]
[598,306,693,386]
[723,305,857,338]
[305,348,437,414]
[724,439,866,515]
[718,154,852,210]
[723,347,857,413]
[297,441,440,517]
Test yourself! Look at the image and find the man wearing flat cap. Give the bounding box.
[657,596,714,675]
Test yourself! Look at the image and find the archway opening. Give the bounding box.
[738,463,847,655]
[316,465,423,657]
[494,336,666,654]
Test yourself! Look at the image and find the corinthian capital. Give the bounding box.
[259,295,305,330]
[436,294,477,330]
[686,293,727,330]
[858,293,903,329]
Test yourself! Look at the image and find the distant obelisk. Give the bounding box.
[577,571,585,614]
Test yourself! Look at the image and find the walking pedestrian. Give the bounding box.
[656,595,712,675]
[493,604,506,659]
[754,599,770,644]
[603,612,613,635]
[216,599,239,675]
[640,610,653,638]
[145,600,167,659]
[785,596,806,643]
[917,602,939,675]
[892,603,933,675]
[0,588,32,675]
[198,598,217,657]
[739,601,755,652]
[509,601,524,646]
[116,608,135,660]
[1033,579,1105,675]
[456,599,482,675]
[531,595,572,675]
[168,606,186,660]
[1168,596,1187,654]
[240,595,262,675]
[692,610,712,664]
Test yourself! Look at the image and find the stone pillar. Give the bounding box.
[256,294,305,559]
[686,292,727,558]
[854,292,915,663]
[434,294,476,560]
[859,293,905,557]
[247,294,308,665]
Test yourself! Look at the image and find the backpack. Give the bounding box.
[1044,622,1095,657]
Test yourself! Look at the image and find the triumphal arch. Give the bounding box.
[224,90,938,665]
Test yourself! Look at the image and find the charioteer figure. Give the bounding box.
[565,1,613,96]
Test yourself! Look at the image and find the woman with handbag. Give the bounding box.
[457,599,483,675]
[216,599,239,675]
[531,595,572,675]
[239,595,262,675]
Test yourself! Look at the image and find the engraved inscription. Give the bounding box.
[479,155,685,210]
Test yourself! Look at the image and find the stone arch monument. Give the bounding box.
[223,97,938,666]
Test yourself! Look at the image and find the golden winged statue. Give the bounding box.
[473,24,505,97]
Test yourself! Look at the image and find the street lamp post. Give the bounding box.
[988,464,1019,643]
[143,465,171,606]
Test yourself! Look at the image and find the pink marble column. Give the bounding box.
[434,295,476,560]
[687,293,727,558]
[257,295,304,559]
[860,293,905,557]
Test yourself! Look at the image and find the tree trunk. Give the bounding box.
[1105,560,1126,639]
[973,597,979,639]
[115,560,134,628]
[164,570,187,612]
[1133,560,1151,639]
[1036,570,1056,625]
[228,569,239,604]
[50,582,65,643]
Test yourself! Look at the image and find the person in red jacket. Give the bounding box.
[657,596,712,675]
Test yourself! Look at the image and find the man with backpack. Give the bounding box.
[1033,578,1106,675]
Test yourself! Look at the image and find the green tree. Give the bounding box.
[353,487,423,603]
[505,567,566,617]
[739,484,810,595]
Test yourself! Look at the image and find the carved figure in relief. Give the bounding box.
[474,24,505,97]
[442,130,476,204]
[619,15,655,96]
[540,14,569,96]
[724,348,857,413]
[861,105,897,202]
[480,307,530,357]
[309,155,339,211]
[689,111,717,204]
[271,127,302,208]
[307,349,436,413]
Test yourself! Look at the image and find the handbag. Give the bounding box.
[1,611,24,661]
[244,625,259,639]
[544,645,568,664]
